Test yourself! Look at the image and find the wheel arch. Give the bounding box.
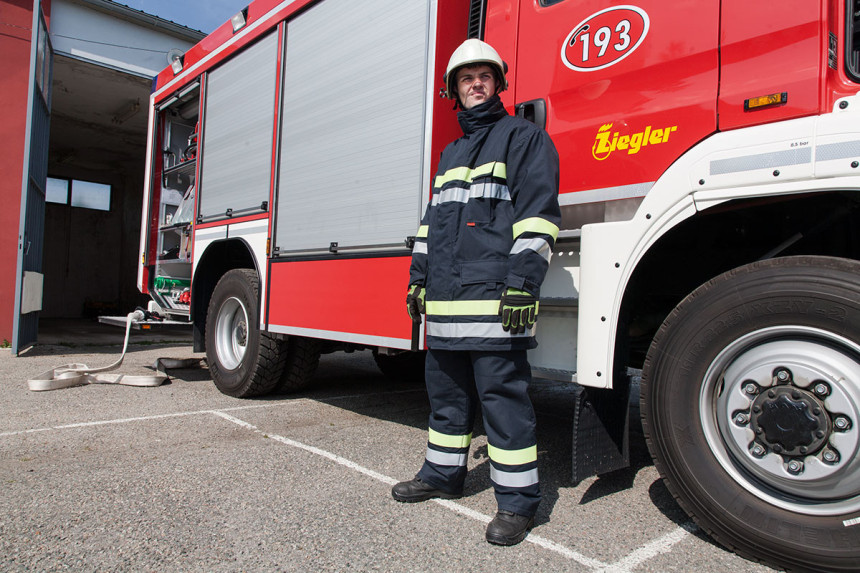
[579,188,860,389]
[619,191,860,371]
[191,237,259,352]
[577,103,860,389]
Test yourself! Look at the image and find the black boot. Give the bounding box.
[485,509,535,546]
[391,476,461,503]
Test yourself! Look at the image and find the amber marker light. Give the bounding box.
[744,92,788,111]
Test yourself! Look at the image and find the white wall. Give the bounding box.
[50,0,201,78]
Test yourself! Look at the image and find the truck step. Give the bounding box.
[98,315,191,330]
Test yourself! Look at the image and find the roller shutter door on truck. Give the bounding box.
[199,31,279,221]
[274,0,432,254]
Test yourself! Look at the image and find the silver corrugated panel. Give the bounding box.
[200,32,278,219]
[276,0,431,252]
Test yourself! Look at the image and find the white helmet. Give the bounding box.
[443,39,508,100]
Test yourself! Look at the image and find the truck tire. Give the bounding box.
[273,336,321,394]
[206,269,286,398]
[641,256,860,572]
[373,350,426,383]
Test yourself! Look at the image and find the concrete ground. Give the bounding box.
[0,321,779,572]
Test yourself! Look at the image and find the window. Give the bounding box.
[35,14,51,104]
[71,180,111,210]
[847,0,860,81]
[46,177,68,204]
[46,177,111,211]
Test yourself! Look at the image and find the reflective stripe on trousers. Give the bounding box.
[417,348,540,517]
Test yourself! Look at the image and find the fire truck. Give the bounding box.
[139,0,860,570]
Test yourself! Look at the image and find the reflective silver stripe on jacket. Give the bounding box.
[490,466,539,488]
[412,241,428,255]
[426,321,535,339]
[510,236,552,263]
[425,447,468,467]
[431,182,511,206]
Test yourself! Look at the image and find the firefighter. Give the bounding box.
[392,38,561,546]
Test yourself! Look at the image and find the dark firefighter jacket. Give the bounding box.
[409,96,561,351]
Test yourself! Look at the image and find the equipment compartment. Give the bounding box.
[152,83,199,315]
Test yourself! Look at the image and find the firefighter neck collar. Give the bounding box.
[458,95,507,135]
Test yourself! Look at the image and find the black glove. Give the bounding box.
[499,289,537,334]
[406,285,426,324]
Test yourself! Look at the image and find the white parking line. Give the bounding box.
[0,388,421,438]
[597,523,696,573]
[212,409,695,572]
[213,411,398,486]
[0,402,278,438]
[2,399,695,572]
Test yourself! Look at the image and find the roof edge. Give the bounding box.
[70,0,207,43]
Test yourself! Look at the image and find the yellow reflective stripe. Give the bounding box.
[512,217,559,241]
[434,162,507,188]
[416,225,429,238]
[426,300,501,316]
[429,428,472,449]
[435,166,471,187]
[488,444,537,465]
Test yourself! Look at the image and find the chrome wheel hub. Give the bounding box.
[701,326,860,515]
[215,296,249,370]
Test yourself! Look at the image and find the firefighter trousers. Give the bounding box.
[417,348,541,517]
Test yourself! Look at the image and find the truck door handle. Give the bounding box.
[515,98,547,130]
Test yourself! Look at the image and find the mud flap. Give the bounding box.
[571,376,631,484]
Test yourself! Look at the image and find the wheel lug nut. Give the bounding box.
[823,450,840,464]
[734,413,749,425]
[834,417,851,431]
[814,383,830,397]
[776,369,791,383]
[787,460,804,474]
[743,382,758,395]
[751,443,766,458]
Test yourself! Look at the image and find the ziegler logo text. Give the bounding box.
[592,123,678,160]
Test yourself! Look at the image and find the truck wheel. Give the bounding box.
[641,256,860,572]
[373,350,426,383]
[206,269,285,398]
[274,337,322,393]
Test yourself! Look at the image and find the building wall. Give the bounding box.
[51,0,196,78]
[0,0,39,343]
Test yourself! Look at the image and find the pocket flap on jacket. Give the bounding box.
[459,260,508,286]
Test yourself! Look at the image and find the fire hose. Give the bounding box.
[27,309,200,392]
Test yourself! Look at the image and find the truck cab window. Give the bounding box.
[848,0,860,80]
